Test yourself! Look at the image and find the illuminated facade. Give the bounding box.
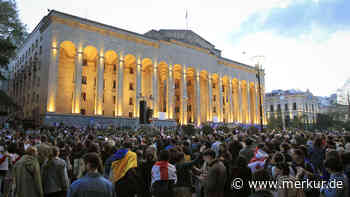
[8,10,266,127]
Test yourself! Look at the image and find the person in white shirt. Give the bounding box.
[0,145,10,197]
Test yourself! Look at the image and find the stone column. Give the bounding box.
[238,81,242,123]
[47,45,59,113]
[229,78,233,123]
[117,58,124,116]
[218,74,223,122]
[182,66,187,124]
[96,55,104,115]
[196,71,201,126]
[136,59,142,117]
[208,73,213,122]
[73,51,83,114]
[247,82,251,124]
[168,65,173,119]
[152,61,158,118]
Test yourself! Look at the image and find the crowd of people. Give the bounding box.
[0,125,349,197]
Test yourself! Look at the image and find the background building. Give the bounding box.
[336,78,350,105]
[7,10,266,128]
[265,89,320,128]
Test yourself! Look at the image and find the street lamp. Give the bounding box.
[252,55,265,132]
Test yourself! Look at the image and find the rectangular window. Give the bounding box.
[213,107,216,113]
[175,107,180,113]
[129,112,133,118]
[83,59,87,66]
[130,68,134,74]
[277,104,281,111]
[113,110,115,116]
[213,84,216,89]
[113,80,116,89]
[129,97,133,105]
[113,64,117,72]
[81,109,86,115]
[113,96,116,104]
[270,105,274,112]
[285,104,288,111]
[213,95,216,102]
[129,83,134,90]
[94,78,96,87]
[82,76,87,84]
[293,103,297,110]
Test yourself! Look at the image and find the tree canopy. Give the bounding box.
[0,0,28,68]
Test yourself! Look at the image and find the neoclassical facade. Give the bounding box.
[265,89,320,128]
[8,10,266,126]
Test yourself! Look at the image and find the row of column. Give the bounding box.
[47,47,264,125]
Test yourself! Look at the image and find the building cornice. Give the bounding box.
[50,15,159,48]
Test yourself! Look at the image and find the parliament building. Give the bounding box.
[8,10,266,127]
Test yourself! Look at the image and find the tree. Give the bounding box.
[267,115,283,130]
[290,116,305,129]
[0,0,28,68]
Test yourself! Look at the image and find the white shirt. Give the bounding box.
[0,153,9,171]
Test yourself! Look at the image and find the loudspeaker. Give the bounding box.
[139,100,146,124]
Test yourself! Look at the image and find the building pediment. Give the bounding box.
[145,29,221,56]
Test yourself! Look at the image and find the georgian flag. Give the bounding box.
[248,147,269,173]
[151,161,177,185]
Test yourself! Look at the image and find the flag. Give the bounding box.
[248,147,268,173]
[110,149,137,183]
[151,161,177,185]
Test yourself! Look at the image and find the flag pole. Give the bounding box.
[185,9,188,30]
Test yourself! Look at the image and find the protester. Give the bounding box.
[199,149,226,197]
[67,153,114,197]
[151,149,177,197]
[13,146,44,197]
[2,122,350,197]
[41,146,70,197]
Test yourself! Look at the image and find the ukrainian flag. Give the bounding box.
[110,149,137,183]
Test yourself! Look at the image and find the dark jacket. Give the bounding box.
[249,190,274,197]
[139,160,156,197]
[175,155,201,188]
[41,157,70,194]
[203,159,227,197]
[239,145,255,162]
[227,166,252,197]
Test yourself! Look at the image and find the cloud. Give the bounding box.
[16,0,350,96]
[238,0,350,38]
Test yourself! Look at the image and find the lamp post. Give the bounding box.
[252,55,265,132]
